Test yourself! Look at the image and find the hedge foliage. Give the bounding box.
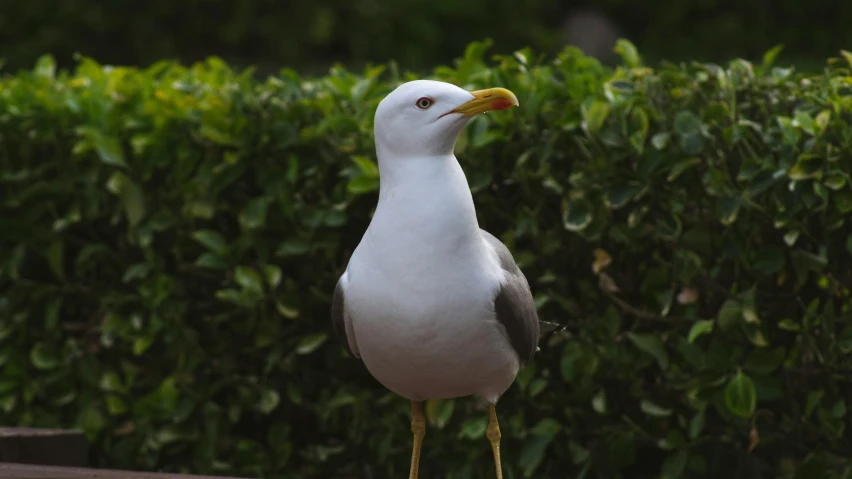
[2,0,852,73]
[1,40,852,478]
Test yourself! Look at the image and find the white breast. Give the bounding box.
[342,155,520,402]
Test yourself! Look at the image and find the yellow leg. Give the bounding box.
[486,405,504,479]
[409,401,426,479]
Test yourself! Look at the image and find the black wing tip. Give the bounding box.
[494,282,540,364]
[331,279,358,358]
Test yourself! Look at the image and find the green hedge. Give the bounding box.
[2,0,852,73]
[1,40,851,478]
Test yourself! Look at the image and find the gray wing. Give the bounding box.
[331,273,360,359]
[481,229,540,364]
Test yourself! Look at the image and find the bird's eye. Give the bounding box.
[415,97,434,110]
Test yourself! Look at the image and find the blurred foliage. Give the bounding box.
[2,39,852,478]
[1,0,852,74]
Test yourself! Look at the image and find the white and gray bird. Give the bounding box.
[331,80,540,479]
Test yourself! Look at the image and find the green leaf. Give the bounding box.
[725,370,757,418]
[276,301,300,319]
[519,418,561,476]
[776,116,800,145]
[613,39,641,68]
[217,288,251,307]
[831,399,846,418]
[528,378,546,397]
[794,455,830,479]
[791,249,827,271]
[133,336,153,356]
[99,371,123,392]
[186,200,214,219]
[687,320,714,343]
[86,128,127,167]
[717,299,743,332]
[591,389,607,414]
[568,441,590,465]
[44,298,62,331]
[458,417,487,439]
[824,170,848,190]
[761,44,784,70]
[640,399,672,417]
[605,182,644,209]
[629,108,649,152]
[257,389,280,414]
[122,263,151,282]
[583,101,611,135]
[680,133,703,154]
[105,395,127,415]
[34,54,56,79]
[106,172,146,228]
[788,155,823,180]
[842,50,852,68]
[262,264,282,289]
[30,343,60,370]
[745,347,786,374]
[814,110,832,134]
[784,230,800,247]
[425,398,456,429]
[0,395,16,414]
[674,111,702,136]
[688,409,706,438]
[667,157,700,182]
[652,132,671,150]
[77,406,106,436]
[793,110,815,135]
[626,332,669,369]
[347,175,379,194]
[655,214,682,240]
[351,155,379,177]
[194,252,229,269]
[741,287,760,324]
[192,230,228,254]
[560,344,599,381]
[753,246,786,274]
[235,266,264,294]
[562,197,592,232]
[296,333,328,355]
[716,196,741,225]
[239,198,268,229]
[777,318,801,332]
[46,240,65,280]
[662,449,687,479]
[659,431,687,453]
[276,237,310,256]
[805,390,824,418]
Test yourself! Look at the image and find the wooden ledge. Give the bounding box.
[0,429,88,467]
[0,463,248,479]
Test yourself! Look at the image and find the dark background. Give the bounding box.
[0,0,849,74]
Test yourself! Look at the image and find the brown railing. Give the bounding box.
[0,428,246,479]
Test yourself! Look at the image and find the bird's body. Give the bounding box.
[331,79,539,479]
[340,154,520,403]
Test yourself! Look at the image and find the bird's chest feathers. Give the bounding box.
[348,207,500,326]
[352,236,496,321]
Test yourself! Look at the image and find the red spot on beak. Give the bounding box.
[491,98,513,111]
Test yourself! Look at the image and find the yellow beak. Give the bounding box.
[444,87,519,118]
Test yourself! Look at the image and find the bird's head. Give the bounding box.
[373,79,519,158]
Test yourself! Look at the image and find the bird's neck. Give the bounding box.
[372,153,481,246]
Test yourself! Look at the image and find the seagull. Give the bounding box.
[331,80,540,479]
